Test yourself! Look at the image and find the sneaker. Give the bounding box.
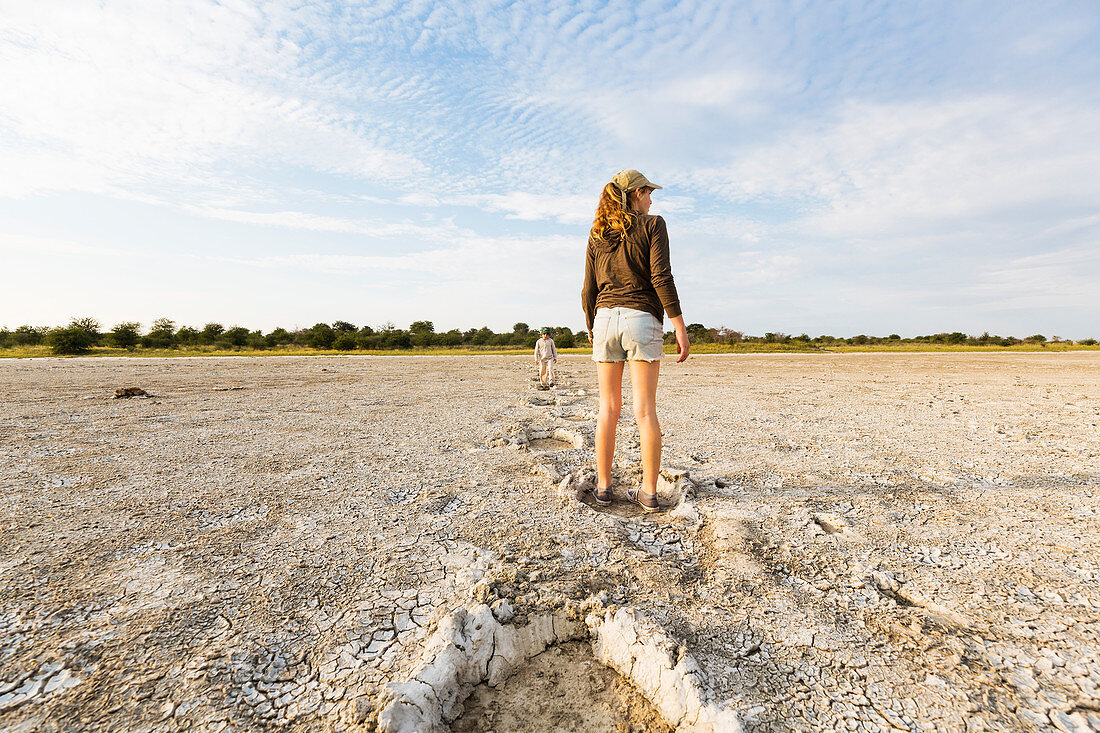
[626,488,660,513]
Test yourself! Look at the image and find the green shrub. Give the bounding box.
[47,326,94,354]
[223,326,249,347]
[265,327,292,347]
[175,326,199,346]
[68,317,101,346]
[384,330,411,349]
[686,323,710,342]
[201,323,225,344]
[13,325,46,346]
[140,318,176,348]
[334,333,357,350]
[356,327,381,349]
[469,327,493,345]
[109,322,141,350]
[307,323,336,349]
[410,323,436,347]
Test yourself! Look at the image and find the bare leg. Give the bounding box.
[595,361,625,490]
[629,359,662,498]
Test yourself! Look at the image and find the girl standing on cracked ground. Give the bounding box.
[582,169,690,513]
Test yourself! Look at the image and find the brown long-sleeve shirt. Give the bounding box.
[581,213,682,333]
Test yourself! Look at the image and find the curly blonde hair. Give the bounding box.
[590,182,651,241]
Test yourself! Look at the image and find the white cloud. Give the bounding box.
[662,70,764,108]
[181,205,469,241]
[1015,17,1095,56]
[461,192,594,225]
[694,94,1100,238]
[0,1,427,200]
[967,242,1100,312]
[218,232,581,276]
[452,191,695,226]
[0,232,122,258]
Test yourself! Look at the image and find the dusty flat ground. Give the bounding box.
[1,353,1098,732]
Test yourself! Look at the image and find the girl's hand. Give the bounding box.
[675,328,690,362]
[668,315,690,363]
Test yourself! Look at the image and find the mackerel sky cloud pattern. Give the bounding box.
[2,1,1098,336]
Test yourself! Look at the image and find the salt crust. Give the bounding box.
[375,601,742,732]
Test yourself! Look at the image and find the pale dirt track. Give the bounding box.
[1,353,1098,732]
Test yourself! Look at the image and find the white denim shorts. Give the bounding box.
[591,307,664,362]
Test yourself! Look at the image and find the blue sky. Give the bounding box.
[2,0,1098,337]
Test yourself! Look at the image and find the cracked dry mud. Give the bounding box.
[1,353,1098,732]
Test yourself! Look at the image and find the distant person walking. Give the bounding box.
[582,169,689,512]
[534,327,557,390]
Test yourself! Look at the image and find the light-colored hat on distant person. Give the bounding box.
[610,169,662,208]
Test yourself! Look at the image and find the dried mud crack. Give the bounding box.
[2,353,1099,732]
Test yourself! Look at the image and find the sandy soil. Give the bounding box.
[1,353,1098,732]
[451,641,673,733]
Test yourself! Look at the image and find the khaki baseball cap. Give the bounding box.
[611,169,662,192]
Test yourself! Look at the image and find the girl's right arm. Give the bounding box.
[668,314,690,362]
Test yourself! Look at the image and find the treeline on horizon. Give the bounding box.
[2,318,583,354]
[2,318,1095,355]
